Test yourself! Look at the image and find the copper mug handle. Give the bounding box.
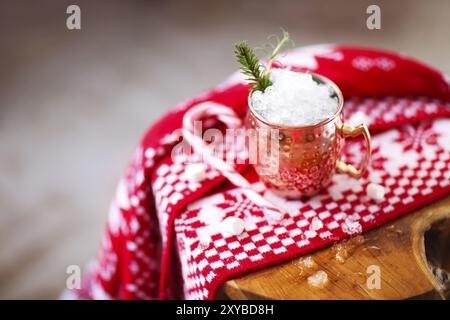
[336,123,372,179]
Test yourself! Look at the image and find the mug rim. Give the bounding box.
[247,71,344,129]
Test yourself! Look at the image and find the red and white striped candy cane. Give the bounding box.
[182,102,285,221]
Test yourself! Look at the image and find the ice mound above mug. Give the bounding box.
[251,69,339,126]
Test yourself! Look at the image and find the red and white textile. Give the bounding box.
[68,45,450,300]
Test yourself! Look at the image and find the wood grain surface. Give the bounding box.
[222,195,450,300]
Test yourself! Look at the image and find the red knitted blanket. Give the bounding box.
[70,45,450,300]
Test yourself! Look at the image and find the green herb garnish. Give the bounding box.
[234,41,272,93]
[234,30,291,93]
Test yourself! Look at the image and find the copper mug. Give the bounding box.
[247,72,371,199]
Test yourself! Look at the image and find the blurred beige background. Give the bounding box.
[0,0,449,299]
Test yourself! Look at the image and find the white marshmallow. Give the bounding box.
[196,226,214,249]
[221,217,245,236]
[349,111,369,126]
[198,236,211,249]
[184,163,207,183]
[310,217,323,231]
[366,183,386,201]
[304,230,317,239]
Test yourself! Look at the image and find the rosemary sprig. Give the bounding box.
[234,30,291,93]
[234,41,272,92]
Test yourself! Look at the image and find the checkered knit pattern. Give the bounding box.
[69,45,450,300]
[172,109,450,299]
[344,96,450,130]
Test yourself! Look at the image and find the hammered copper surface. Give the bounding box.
[247,73,370,198]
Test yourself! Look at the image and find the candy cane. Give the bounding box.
[182,102,285,221]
